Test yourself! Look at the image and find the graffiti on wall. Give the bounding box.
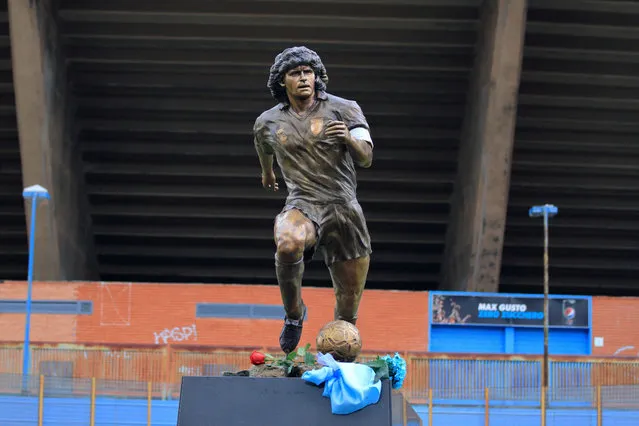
[99,282,132,326]
[613,345,639,357]
[153,324,198,345]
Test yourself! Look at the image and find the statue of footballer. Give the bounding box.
[253,46,374,354]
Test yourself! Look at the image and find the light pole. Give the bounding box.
[21,184,50,393]
[528,203,558,424]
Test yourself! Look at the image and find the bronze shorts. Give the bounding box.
[278,199,372,266]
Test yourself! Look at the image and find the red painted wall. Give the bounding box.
[1,280,636,356]
[591,295,639,357]
[0,281,429,352]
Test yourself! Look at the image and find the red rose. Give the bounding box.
[250,350,266,365]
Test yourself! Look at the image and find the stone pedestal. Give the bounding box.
[177,376,401,426]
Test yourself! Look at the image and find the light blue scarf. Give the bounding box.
[302,352,382,415]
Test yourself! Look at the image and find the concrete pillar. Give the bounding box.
[7,0,98,281]
[440,0,527,292]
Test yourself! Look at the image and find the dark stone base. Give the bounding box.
[177,376,396,426]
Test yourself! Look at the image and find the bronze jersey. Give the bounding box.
[253,91,371,205]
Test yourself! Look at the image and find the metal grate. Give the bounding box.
[0,300,93,314]
[195,303,306,320]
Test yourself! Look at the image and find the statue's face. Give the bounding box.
[282,65,315,100]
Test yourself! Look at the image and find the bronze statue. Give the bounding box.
[253,46,374,353]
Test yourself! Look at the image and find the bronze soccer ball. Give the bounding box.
[316,320,362,362]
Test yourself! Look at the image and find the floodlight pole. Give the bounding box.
[21,185,50,393]
[529,203,558,426]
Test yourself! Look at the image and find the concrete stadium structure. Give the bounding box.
[1,0,638,295]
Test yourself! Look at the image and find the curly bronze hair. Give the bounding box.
[267,46,329,103]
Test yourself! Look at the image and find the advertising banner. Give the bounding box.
[431,294,589,328]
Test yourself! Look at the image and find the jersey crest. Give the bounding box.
[276,128,288,144]
[310,118,324,136]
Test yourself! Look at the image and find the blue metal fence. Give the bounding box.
[407,355,639,405]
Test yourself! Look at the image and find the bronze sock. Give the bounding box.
[275,255,305,320]
[329,257,368,327]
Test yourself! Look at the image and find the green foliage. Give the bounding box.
[304,351,316,366]
[364,357,390,383]
[268,343,315,372]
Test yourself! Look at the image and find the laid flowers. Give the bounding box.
[249,343,316,375]
[248,344,407,390]
[377,353,407,390]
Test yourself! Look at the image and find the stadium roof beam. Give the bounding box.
[441,0,527,292]
[7,0,98,280]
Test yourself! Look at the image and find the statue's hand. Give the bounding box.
[324,120,352,145]
[262,171,279,191]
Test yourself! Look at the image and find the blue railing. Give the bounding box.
[407,355,639,406]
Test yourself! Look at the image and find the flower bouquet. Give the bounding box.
[245,344,407,390]
[363,353,407,390]
[246,343,318,378]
